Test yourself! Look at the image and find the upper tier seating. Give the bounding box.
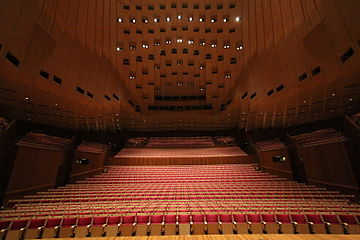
[254,139,286,151]
[114,147,247,158]
[15,132,71,151]
[1,164,359,238]
[290,128,347,147]
[75,141,106,153]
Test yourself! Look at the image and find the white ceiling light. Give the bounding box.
[177,15,182,20]
[235,16,241,22]
[166,17,171,22]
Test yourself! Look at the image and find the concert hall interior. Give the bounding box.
[0,0,360,239]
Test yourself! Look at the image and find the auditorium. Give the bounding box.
[0,0,359,239]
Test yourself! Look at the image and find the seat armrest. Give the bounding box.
[308,222,315,233]
[341,223,349,234]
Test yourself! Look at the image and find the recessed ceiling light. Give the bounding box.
[166,17,171,22]
[223,18,228,22]
[235,16,241,22]
[117,18,123,23]
[177,15,182,20]
[131,19,136,23]
[154,18,158,23]
[25,97,29,100]
[200,17,204,22]
[188,16,193,21]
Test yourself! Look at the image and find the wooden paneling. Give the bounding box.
[6,146,63,197]
[70,151,105,182]
[299,142,358,195]
[257,149,292,180]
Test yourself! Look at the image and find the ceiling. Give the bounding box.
[0,0,359,132]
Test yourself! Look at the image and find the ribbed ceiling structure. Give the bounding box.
[0,0,359,131]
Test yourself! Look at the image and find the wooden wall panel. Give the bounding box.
[299,142,358,195]
[6,146,63,197]
[70,151,105,183]
[257,149,292,180]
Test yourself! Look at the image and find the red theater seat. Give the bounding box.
[105,216,121,236]
[247,214,264,234]
[42,218,61,238]
[191,214,205,235]
[91,216,107,237]
[205,214,220,234]
[148,215,164,235]
[219,214,235,234]
[306,214,326,234]
[75,217,92,237]
[322,214,345,234]
[136,215,150,236]
[261,214,279,233]
[338,215,360,234]
[276,214,294,233]
[6,219,28,240]
[291,214,310,234]
[178,214,191,235]
[59,217,77,238]
[24,219,46,239]
[120,215,136,236]
[0,221,11,240]
[233,214,249,234]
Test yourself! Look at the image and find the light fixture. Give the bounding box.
[116,46,122,51]
[154,18,158,22]
[200,41,205,46]
[177,38,183,43]
[177,15,182,20]
[188,40,194,44]
[143,18,148,23]
[188,16,193,21]
[223,18,228,22]
[235,16,241,22]
[166,17,171,22]
[25,97,29,100]
[200,17,204,22]
[211,18,216,23]
[117,18,123,23]
[211,44,216,48]
[131,19,136,23]
[236,45,243,50]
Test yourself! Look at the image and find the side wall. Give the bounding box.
[6,146,64,199]
[299,142,358,196]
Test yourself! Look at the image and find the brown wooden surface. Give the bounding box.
[256,148,292,180]
[52,234,360,240]
[70,151,106,182]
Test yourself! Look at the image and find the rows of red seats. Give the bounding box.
[1,164,359,238]
[1,213,359,239]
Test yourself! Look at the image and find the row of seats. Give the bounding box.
[1,213,359,239]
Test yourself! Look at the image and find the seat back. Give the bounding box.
[0,221,11,230]
[233,214,246,223]
[122,216,135,225]
[247,214,261,223]
[165,215,176,223]
[11,220,28,230]
[276,214,291,223]
[261,214,275,223]
[322,215,339,224]
[107,216,121,225]
[77,217,92,226]
[339,215,357,224]
[93,217,107,226]
[62,217,77,227]
[45,218,62,228]
[205,214,218,223]
[137,215,149,224]
[178,215,190,223]
[192,214,204,223]
[306,214,323,224]
[291,214,307,224]
[219,214,232,223]
[28,219,46,229]
[150,215,163,224]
